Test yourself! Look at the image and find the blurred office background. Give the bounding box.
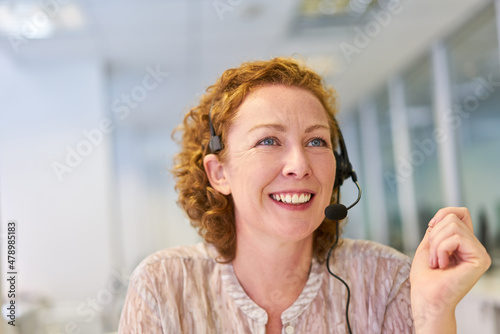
[0,0,499,333]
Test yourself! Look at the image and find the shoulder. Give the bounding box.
[129,242,218,282]
[328,242,413,331]
[330,238,412,285]
[121,243,221,330]
[137,242,216,265]
[329,239,412,308]
[335,238,410,265]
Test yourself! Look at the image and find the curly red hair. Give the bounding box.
[172,57,343,263]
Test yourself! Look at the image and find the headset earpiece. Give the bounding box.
[208,102,223,154]
[333,151,344,189]
[209,133,222,153]
[333,127,356,189]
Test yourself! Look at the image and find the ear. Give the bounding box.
[203,154,231,195]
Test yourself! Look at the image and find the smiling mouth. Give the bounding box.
[270,193,313,205]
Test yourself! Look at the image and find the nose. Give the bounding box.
[282,146,312,179]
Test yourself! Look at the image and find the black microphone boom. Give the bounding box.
[324,179,362,221]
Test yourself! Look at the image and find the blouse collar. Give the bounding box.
[219,257,324,325]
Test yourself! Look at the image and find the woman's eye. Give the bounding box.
[258,137,278,146]
[308,138,326,147]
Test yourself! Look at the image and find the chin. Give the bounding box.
[273,222,318,243]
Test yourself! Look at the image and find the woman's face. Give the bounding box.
[214,85,336,244]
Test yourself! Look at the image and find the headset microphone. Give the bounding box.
[324,175,361,220]
[324,125,361,221]
[325,204,348,221]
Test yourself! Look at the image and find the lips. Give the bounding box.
[270,193,313,205]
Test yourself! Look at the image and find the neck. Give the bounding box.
[232,233,314,318]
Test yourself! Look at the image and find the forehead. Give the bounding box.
[233,85,329,126]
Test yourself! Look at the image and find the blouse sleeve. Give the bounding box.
[118,267,164,334]
[381,263,415,333]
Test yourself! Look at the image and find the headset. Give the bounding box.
[207,104,361,334]
[325,125,360,334]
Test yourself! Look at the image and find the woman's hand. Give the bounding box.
[410,207,491,334]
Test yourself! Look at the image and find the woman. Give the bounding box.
[118,57,491,333]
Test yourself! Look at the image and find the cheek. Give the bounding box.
[318,155,336,188]
[225,156,273,192]
[232,152,280,176]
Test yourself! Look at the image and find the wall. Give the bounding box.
[0,50,114,330]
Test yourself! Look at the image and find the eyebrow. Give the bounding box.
[305,124,330,133]
[248,123,286,133]
[248,123,330,134]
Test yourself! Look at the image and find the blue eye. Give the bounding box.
[308,138,326,147]
[258,137,278,146]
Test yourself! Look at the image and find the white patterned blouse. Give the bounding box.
[118,239,414,334]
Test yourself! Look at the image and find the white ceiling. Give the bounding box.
[0,0,494,116]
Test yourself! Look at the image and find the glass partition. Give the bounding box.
[375,87,404,251]
[447,5,500,259]
[402,56,444,237]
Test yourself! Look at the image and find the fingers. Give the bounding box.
[428,222,463,269]
[429,207,473,231]
[428,215,474,266]
[428,210,468,268]
[427,207,486,269]
[434,233,473,269]
[434,235,459,269]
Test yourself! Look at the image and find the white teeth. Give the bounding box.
[271,193,312,204]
